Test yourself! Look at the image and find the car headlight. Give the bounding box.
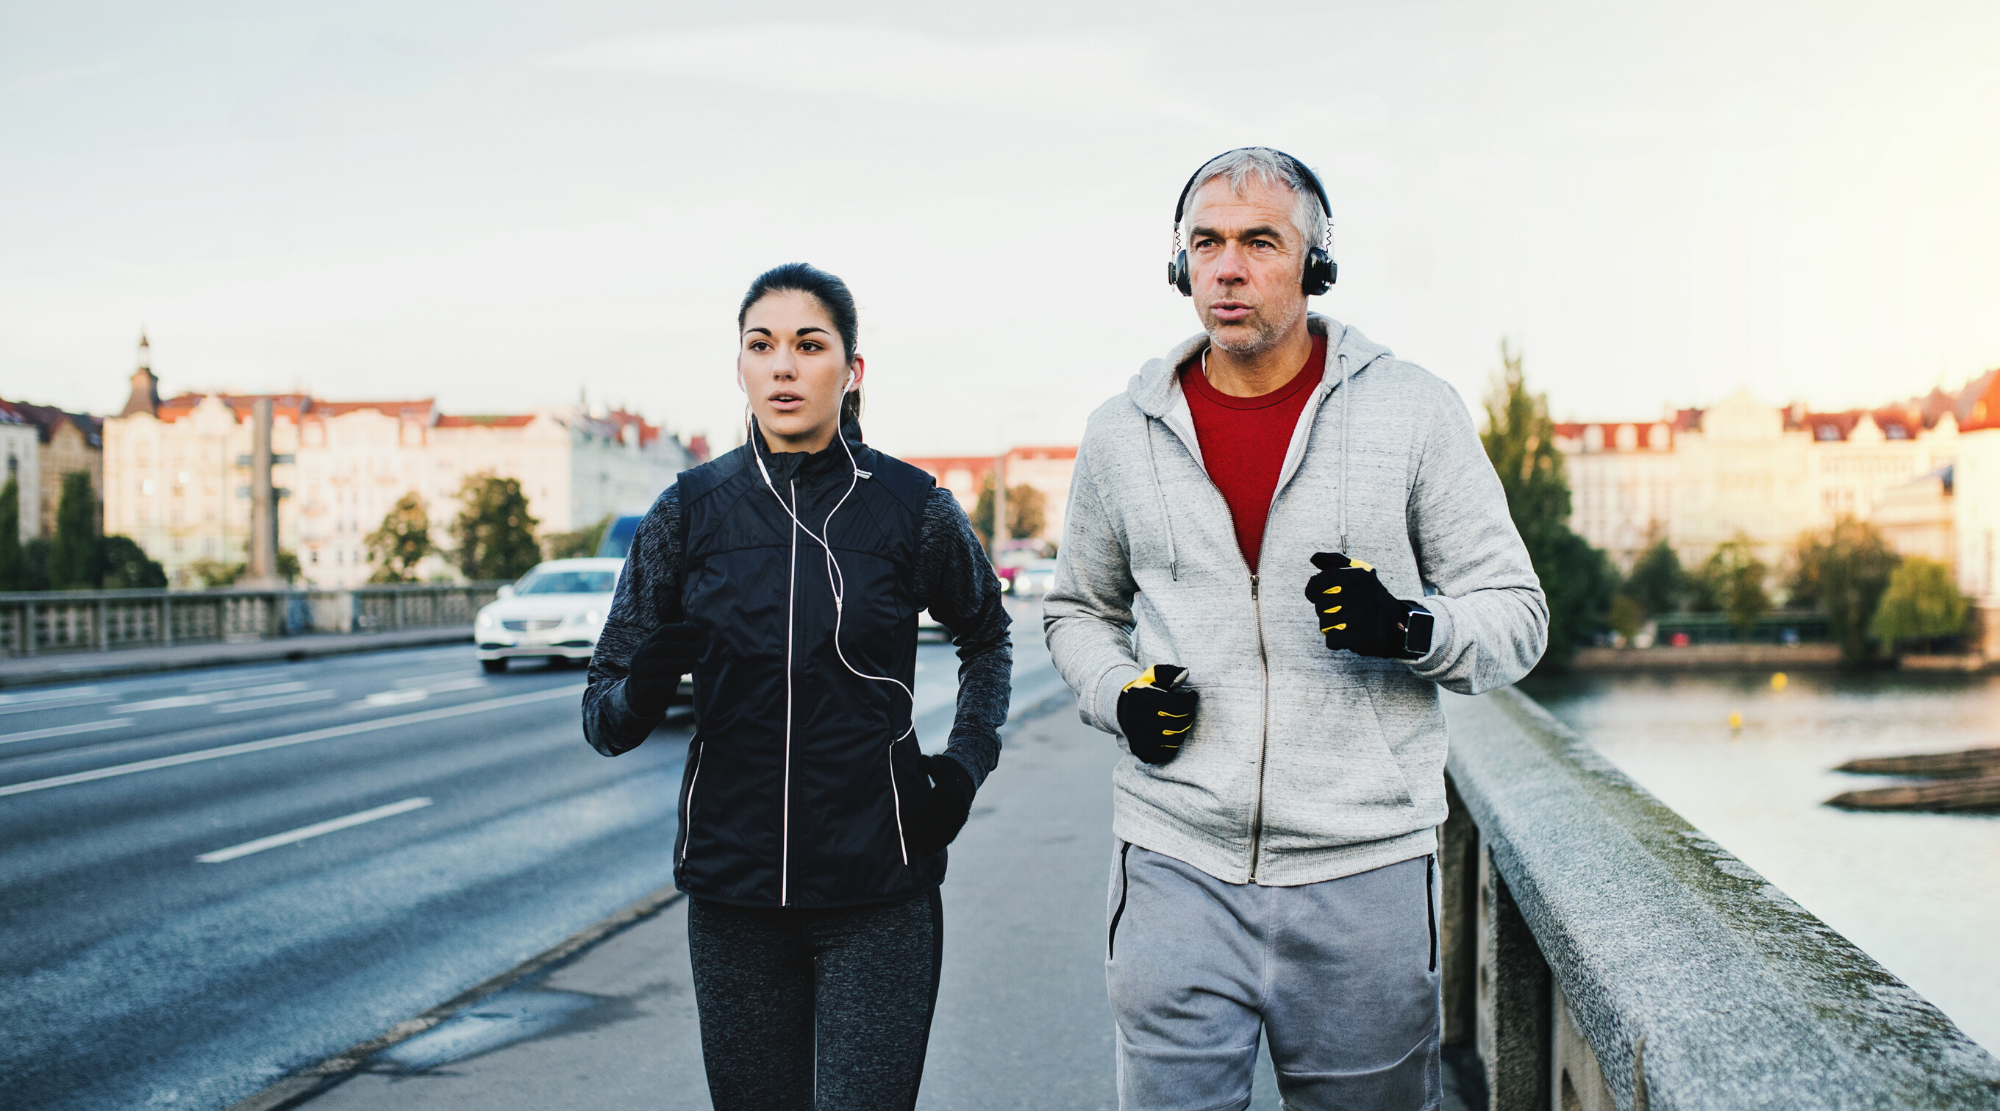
[585,610,602,625]
[477,610,495,629]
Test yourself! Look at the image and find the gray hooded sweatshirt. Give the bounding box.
[1044,314,1548,886]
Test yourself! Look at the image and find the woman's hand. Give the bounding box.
[904,754,975,858]
[622,621,704,719]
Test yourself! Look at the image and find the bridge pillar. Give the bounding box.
[1476,844,1550,1111]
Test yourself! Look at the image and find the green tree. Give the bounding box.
[453,473,541,581]
[543,513,612,562]
[48,471,102,591]
[1478,341,1612,669]
[188,558,245,588]
[1623,539,1687,616]
[99,536,167,589]
[0,477,22,591]
[972,476,1047,547]
[1692,537,1771,634]
[1608,594,1646,642]
[366,492,434,583]
[1788,517,1898,664]
[20,538,51,591]
[1868,556,1967,653]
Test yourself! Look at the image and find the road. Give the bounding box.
[1,603,1068,1111]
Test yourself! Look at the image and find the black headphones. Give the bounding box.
[1168,148,1335,298]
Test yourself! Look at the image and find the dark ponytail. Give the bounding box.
[738,263,862,428]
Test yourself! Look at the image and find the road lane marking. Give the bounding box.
[362,675,490,708]
[213,690,337,714]
[0,719,135,746]
[0,694,116,717]
[184,669,297,692]
[0,686,108,705]
[0,685,582,799]
[196,797,434,863]
[116,682,310,713]
[362,688,429,708]
[391,671,482,689]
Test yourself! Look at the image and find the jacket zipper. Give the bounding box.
[680,739,704,863]
[781,479,799,906]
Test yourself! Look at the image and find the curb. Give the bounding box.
[0,630,473,690]
[222,884,685,1111]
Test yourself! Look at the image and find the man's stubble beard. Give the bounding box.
[1203,296,1307,359]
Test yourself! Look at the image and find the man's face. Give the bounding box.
[1184,176,1310,357]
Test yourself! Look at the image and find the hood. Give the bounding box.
[1126,313,1392,418]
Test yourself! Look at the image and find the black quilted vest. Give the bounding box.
[670,426,943,906]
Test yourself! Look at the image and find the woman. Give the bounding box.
[582,262,1012,1110]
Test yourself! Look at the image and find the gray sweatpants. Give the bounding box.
[1105,842,1440,1111]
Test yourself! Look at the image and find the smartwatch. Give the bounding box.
[1400,604,1435,659]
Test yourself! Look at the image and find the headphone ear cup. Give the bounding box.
[1170,249,1193,297]
[1303,247,1336,296]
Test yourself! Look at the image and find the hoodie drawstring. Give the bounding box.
[1143,418,1180,580]
[1338,350,1351,554]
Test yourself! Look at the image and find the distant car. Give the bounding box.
[597,515,644,558]
[1010,558,1060,598]
[475,558,622,672]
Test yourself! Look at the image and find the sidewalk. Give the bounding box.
[0,627,471,689]
[251,701,1477,1111]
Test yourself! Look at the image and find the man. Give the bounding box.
[1045,148,1547,1110]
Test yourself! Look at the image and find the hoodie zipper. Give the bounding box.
[1153,363,1345,884]
[1248,572,1271,881]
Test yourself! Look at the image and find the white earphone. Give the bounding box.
[747,393,912,863]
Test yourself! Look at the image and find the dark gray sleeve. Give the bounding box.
[913,487,1012,791]
[582,487,682,757]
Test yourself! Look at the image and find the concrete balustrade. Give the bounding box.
[0,583,506,657]
[1439,686,2000,1110]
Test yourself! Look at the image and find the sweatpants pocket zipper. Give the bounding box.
[1108,841,1132,960]
[1426,853,1438,973]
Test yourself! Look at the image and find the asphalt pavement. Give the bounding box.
[5,602,1471,1111]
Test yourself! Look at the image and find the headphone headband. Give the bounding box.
[1172,148,1331,237]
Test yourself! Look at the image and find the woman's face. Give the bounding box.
[739,290,863,454]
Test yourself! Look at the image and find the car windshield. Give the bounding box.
[516,570,617,595]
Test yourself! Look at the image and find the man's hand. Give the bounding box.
[622,621,704,719]
[1306,553,1418,659]
[1116,665,1197,765]
[904,754,975,858]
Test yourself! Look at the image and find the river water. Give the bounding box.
[1520,670,2000,1054]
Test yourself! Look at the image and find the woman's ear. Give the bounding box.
[846,355,866,392]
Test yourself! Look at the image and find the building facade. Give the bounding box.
[904,445,1077,547]
[102,345,694,588]
[0,403,42,543]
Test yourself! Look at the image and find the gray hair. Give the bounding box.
[1176,148,1327,255]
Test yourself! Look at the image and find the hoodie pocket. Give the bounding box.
[1259,681,1417,848]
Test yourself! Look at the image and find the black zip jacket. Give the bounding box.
[583,425,1012,907]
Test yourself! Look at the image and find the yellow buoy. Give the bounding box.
[1771,672,1788,692]
[1728,711,1743,731]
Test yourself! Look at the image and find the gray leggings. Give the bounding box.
[686,890,944,1111]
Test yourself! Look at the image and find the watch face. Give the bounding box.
[1404,609,1436,656]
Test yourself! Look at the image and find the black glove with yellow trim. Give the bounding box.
[1116,664,1197,766]
[1306,552,1412,659]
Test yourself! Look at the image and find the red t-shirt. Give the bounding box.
[1179,333,1327,573]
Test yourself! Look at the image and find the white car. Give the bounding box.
[475,558,622,672]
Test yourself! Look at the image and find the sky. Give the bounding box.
[3,0,1998,457]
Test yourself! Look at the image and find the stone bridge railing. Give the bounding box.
[1440,687,2000,1110]
[0,583,508,657]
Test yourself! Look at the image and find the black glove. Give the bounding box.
[904,753,975,858]
[1116,664,1197,765]
[1306,552,1417,659]
[622,621,703,719]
